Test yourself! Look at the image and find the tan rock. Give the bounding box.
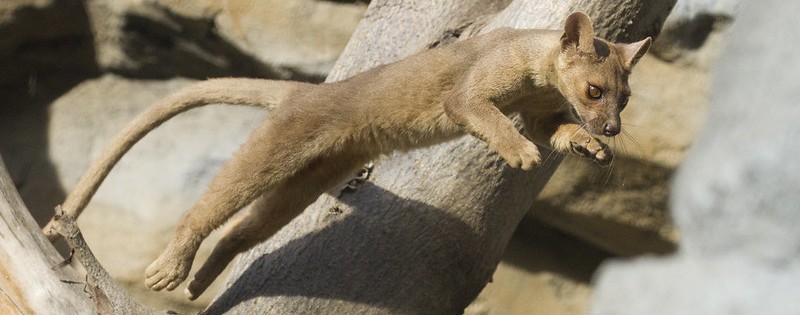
[47,74,266,312]
[527,52,712,256]
[84,0,366,79]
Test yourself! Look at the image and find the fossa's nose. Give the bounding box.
[603,123,620,136]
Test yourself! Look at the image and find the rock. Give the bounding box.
[47,74,267,312]
[650,0,740,66]
[527,51,712,256]
[84,0,366,80]
[520,3,734,259]
[530,155,677,257]
[466,218,609,315]
[591,1,800,314]
[0,0,96,87]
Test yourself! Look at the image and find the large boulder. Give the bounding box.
[525,0,740,259]
[527,52,710,257]
[591,1,800,314]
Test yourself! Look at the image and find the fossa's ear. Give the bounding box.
[561,12,595,52]
[618,37,652,69]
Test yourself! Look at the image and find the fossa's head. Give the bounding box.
[553,12,651,137]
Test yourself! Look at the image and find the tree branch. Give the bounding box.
[0,155,95,314]
[51,206,160,314]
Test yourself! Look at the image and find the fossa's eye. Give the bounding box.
[587,85,603,99]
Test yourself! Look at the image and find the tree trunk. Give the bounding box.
[0,156,95,314]
[207,0,674,314]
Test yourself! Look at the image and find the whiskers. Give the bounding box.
[599,123,644,188]
[541,146,561,167]
[616,123,645,159]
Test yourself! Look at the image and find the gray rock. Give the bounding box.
[591,1,800,314]
[651,0,741,65]
[668,0,740,20]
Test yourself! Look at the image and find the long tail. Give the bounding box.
[44,78,304,240]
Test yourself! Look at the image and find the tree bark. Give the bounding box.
[0,156,95,314]
[208,1,675,314]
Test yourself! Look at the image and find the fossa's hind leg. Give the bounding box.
[144,123,313,292]
[185,155,365,299]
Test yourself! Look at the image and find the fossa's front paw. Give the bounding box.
[494,139,542,170]
[570,134,613,166]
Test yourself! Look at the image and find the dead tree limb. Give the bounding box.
[50,205,159,314]
[0,156,95,314]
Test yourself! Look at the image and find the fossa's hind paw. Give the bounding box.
[144,252,192,292]
[186,277,212,301]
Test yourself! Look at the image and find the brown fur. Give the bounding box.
[43,12,650,299]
